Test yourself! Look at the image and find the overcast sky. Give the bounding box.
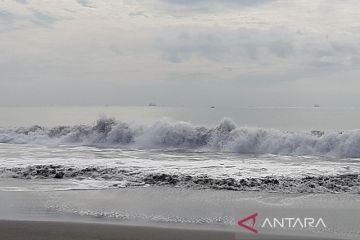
[1,0,360,107]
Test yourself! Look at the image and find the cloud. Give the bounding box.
[161,0,272,7]
[158,27,293,63]
[0,10,14,23]
[77,0,94,8]
[31,11,57,25]
[14,0,29,4]
[158,0,273,13]
[1,0,360,107]
[129,0,275,17]
[157,26,360,69]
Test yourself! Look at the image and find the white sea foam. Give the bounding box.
[1,117,360,158]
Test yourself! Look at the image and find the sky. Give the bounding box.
[0,0,360,107]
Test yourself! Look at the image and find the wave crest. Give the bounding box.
[1,117,360,158]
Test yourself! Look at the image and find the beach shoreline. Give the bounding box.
[0,219,337,240]
[0,186,359,239]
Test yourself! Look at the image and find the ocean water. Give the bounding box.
[0,106,359,193]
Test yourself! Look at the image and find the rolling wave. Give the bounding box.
[1,117,360,158]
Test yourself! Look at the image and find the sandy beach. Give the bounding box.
[0,220,338,240]
[0,182,359,240]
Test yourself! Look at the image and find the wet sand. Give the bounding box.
[0,182,359,239]
[0,220,335,240]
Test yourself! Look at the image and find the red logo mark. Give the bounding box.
[238,213,258,234]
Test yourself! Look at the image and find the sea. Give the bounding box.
[0,106,359,193]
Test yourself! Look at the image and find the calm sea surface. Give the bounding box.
[0,106,359,130]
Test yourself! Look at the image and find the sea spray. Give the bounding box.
[1,117,360,158]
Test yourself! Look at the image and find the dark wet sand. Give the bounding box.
[0,184,358,239]
[0,220,336,240]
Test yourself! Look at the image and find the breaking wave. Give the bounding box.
[1,117,360,158]
[1,165,359,194]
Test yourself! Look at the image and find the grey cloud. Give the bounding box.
[1,0,360,107]
[134,0,274,16]
[32,11,57,26]
[157,28,294,64]
[161,0,272,7]
[129,11,149,18]
[158,27,360,68]
[0,9,59,32]
[156,0,274,14]
[302,40,360,67]
[14,0,29,4]
[0,10,14,24]
[77,0,94,8]
[158,32,228,62]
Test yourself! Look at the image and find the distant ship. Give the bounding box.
[210,106,215,109]
[148,103,157,107]
[313,104,320,108]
